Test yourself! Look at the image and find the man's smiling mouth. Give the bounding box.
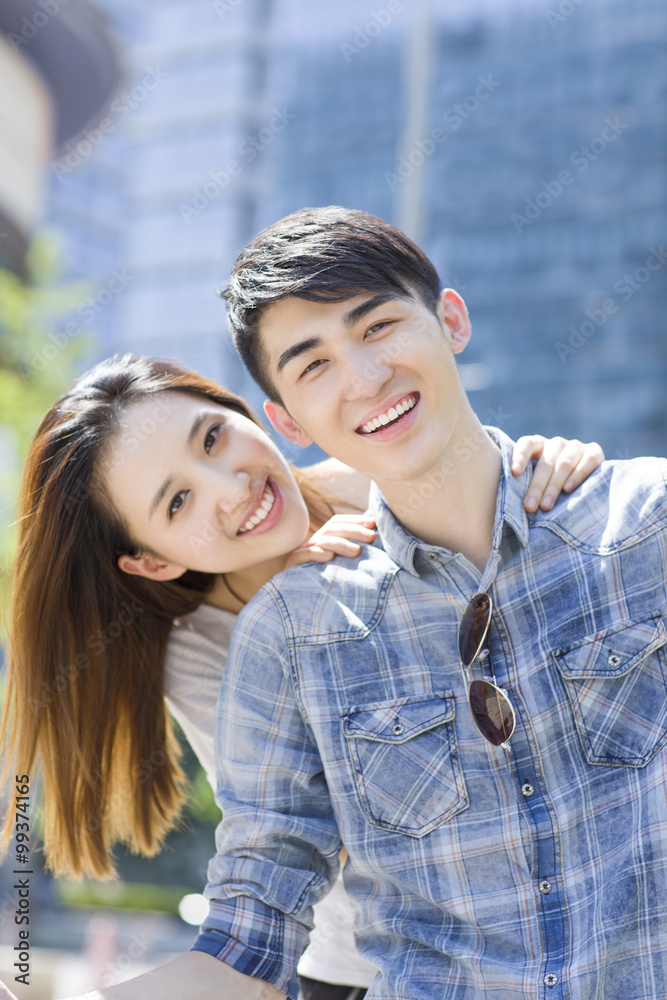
[357,393,419,435]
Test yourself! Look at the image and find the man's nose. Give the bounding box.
[340,343,394,402]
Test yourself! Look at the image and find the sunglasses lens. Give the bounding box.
[458,593,492,667]
[468,679,515,746]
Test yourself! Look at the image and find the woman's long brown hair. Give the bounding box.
[0,354,334,879]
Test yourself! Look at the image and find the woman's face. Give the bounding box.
[103,391,310,577]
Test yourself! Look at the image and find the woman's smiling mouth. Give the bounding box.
[238,480,277,534]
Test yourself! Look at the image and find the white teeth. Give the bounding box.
[238,483,275,534]
[360,395,417,434]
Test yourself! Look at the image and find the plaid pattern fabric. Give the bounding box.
[193,430,667,1000]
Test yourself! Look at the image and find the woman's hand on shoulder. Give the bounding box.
[284,514,376,568]
[511,435,605,512]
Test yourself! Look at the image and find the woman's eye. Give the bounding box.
[366,320,390,336]
[168,490,187,519]
[204,424,221,452]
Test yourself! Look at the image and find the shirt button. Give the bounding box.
[544,973,558,987]
[392,721,405,735]
[427,552,438,561]
[608,653,621,667]
[539,879,552,894]
[521,782,535,797]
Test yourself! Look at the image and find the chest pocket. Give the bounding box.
[553,613,667,767]
[343,691,468,836]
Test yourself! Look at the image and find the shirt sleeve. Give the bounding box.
[164,652,220,789]
[163,610,232,790]
[191,584,343,1000]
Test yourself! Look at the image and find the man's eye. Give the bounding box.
[168,491,187,519]
[301,359,324,377]
[204,424,222,452]
[366,320,392,336]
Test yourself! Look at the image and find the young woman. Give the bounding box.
[0,354,603,1000]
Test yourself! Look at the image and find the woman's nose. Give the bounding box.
[212,469,252,516]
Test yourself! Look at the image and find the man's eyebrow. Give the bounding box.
[342,292,401,327]
[277,336,323,374]
[148,411,208,518]
[276,294,403,375]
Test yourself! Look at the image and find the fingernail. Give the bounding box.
[564,479,574,491]
[541,494,554,509]
[524,496,537,512]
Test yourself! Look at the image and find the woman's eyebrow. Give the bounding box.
[187,411,209,445]
[149,475,174,518]
[148,411,209,517]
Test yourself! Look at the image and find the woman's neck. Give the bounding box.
[202,481,341,614]
[204,553,291,613]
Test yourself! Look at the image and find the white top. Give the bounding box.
[164,602,378,988]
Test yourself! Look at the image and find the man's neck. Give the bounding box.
[374,414,503,573]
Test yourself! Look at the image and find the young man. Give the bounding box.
[2,208,661,1000]
[187,208,667,998]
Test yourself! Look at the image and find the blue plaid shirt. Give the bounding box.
[193,430,667,1000]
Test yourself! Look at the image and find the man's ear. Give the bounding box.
[117,552,186,581]
[438,288,471,355]
[263,400,313,447]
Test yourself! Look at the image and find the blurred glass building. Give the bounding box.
[48,0,667,457]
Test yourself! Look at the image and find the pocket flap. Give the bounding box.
[343,692,455,744]
[553,613,666,680]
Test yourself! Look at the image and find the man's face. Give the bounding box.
[260,288,472,486]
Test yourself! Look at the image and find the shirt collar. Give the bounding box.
[369,427,531,576]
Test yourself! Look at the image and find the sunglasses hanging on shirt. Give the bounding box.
[458,592,516,748]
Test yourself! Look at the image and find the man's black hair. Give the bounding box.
[222,206,441,402]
